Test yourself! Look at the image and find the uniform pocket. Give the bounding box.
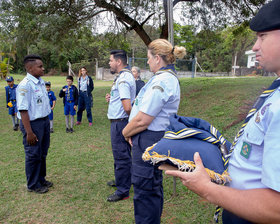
[132,164,154,191]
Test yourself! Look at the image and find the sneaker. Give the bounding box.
[15,124,19,131]
[89,122,93,126]
[27,186,49,194]
[13,126,17,131]
[70,128,74,133]
[42,180,53,188]
[107,192,129,202]
[76,121,81,125]
[50,128,54,133]
[107,180,116,187]
[66,128,70,133]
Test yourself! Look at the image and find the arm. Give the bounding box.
[122,111,154,138]
[165,152,280,224]
[20,110,38,145]
[51,101,56,110]
[121,99,132,115]
[74,86,79,106]
[59,88,65,98]
[89,76,94,91]
[5,87,9,107]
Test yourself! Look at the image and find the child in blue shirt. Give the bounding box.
[45,82,56,133]
[5,76,19,131]
[59,76,78,133]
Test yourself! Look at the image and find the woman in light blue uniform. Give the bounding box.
[123,39,186,224]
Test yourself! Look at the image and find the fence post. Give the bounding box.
[192,57,196,78]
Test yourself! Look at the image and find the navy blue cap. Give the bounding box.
[45,81,51,86]
[250,0,280,32]
[5,76,14,82]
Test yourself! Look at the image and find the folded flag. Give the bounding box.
[142,114,232,184]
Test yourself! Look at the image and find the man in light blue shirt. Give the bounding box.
[165,1,280,223]
[17,55,52,194]
[105,50,136,202]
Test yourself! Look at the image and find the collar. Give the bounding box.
[27,73,43,85]
[119,66,131,74]
[155,64,177,76]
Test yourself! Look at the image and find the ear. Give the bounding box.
[155,54,161,64]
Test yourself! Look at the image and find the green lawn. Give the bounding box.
[0,74,275,223]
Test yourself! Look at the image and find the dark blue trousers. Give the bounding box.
[77,91,92,123]
[110,120,131,197]
[20,117,50,190]
[132,130,165,224]
[222,210,253,224]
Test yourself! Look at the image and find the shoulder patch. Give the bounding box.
[152,85,164,92]
[119,81,127,85]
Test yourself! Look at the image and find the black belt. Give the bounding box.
[110,118,128,123]
[80,91,87,93]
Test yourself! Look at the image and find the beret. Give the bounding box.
[142,114,232,184]
[250,0,280,32]
[6,76,14,82]
[45,81,51,85]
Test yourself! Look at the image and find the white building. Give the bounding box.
[245,50,256,68]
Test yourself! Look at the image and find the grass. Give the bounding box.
[0,74,275,223]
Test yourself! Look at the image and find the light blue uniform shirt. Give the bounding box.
[228,86,280,192]
[129,67,180,131]
[16,73,51,121]
[107,69,136,119]
[79,75,88,92]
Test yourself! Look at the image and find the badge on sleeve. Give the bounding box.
[255,111,260,123]
[240,142,252,159]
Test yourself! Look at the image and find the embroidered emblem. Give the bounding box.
[152,85,164,92]
[240,142,251,159]
[37,98,42,104]
[261,103,272,115]
[135,98,138,106]
[255,111,260,123]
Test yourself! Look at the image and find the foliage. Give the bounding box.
[0,57,13,79]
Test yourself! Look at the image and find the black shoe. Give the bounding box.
[50,128,54,133]
[70,128,74,133]
[42,180,53,188]
[13,126,17,131]
[15,124,19,131]
[66,128,70,133]
[107,193,129,202]
[107,180,116,187]
[27,186,49,194]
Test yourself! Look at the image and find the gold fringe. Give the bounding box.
[142,144,231,185]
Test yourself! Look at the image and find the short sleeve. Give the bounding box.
[16,83,30,111]
[262,104,280,192]
[140,80,171,117]
[118,78,131,100]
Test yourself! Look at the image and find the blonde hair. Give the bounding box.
[78,67,88,78]
[148,39,186,64]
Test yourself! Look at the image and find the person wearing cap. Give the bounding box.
[105,49,136,202]
[122,39,186,224]
[5,76,19,131]
[45,81,56,133]
[17,54,52,194]
[131,66,145,96]
[164,1,280,223]
[76,67,94,126]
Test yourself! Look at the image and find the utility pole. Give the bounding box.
[167,0,177,196]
